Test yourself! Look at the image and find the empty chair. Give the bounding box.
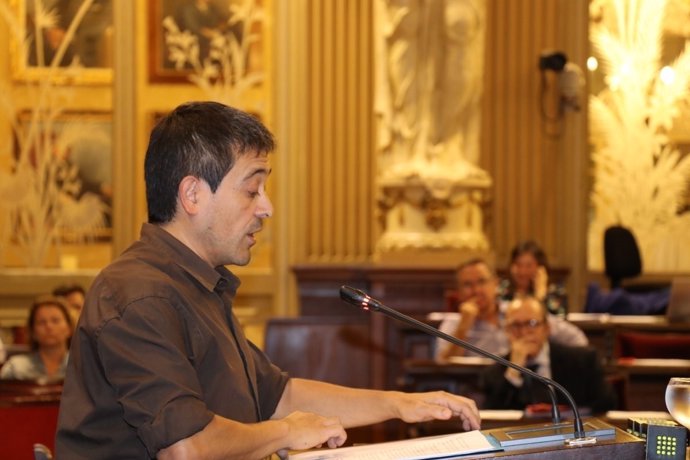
[263,316,372,388]
[604,225,642,289]
[603,225,670,293]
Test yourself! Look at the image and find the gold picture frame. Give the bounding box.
[9,0,113,85]
[148,0,265,84]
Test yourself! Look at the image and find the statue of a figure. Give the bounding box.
[375,0,486,181]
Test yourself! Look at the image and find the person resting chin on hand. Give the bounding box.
[481,296,616,414]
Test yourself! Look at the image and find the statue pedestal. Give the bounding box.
[375,174,492,264]
[373,246,491,267]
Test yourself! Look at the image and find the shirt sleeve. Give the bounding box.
[0,358,15,379]
[435,315,460,358]
[96,298,213,457]
[247,340,289,419]
[547,316,588,347]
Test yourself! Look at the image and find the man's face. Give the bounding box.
[65,291,85,313]
[504,298,549,356]
[196,153,273,267]
[456,263,497,313]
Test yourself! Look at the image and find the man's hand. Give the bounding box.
[509,338,540,367]
[439,299,480,360]
[390,391,481,431]
[505,338,538,384]
[282,411,347,451]
[459,299,480,325]
[534,266,548,300]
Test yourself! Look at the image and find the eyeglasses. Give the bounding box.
[505,319,544,333]
[459,278,491,290]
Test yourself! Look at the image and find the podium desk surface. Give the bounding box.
[469,423,644,459]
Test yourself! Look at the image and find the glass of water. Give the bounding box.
[665,377,690,429]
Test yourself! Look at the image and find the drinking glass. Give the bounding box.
[665,377,690,429]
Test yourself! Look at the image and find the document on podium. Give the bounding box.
[289,430,500,460]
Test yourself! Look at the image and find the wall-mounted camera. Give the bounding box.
[538,50,584,119]
[539,51,568,72]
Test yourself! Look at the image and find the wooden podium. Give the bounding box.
[291,419,646,459]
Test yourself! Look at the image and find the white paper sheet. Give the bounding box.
[289,430,500,460]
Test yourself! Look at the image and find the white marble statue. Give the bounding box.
[375,0,488,183]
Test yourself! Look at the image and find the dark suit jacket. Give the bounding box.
[480,342,616,414]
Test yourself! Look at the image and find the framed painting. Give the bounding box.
[148,0,265,84]
[9,0,113,84]
[14,110,113,242]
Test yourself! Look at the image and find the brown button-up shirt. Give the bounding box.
[56,224,288,459]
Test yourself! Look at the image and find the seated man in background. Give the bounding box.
[52,283,86,326]
[481,297,616,414]
[436,258,587,360]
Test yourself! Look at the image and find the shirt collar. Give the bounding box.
[140,223,241,295]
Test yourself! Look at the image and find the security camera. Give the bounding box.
[539,51,567,72]
[559,62,584,111]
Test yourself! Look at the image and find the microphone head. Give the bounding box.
[339,286,378,311]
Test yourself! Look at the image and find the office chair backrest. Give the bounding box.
[264,316,372,388]
[604,225,642,288]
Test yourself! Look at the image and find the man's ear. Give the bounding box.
[178,176,201,215]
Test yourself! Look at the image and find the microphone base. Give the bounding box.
[565,436,598,447]
[488,417,615,448]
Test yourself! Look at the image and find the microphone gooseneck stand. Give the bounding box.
[339,285,597,447]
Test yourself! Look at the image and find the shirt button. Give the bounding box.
[216,278,229,291]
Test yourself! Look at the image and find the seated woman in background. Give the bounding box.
[499,240,568,316]
[0,295,73,380]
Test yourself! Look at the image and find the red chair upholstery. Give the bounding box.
[0,380,62,459]
[0,403,60,460]
[616,332,690,359]
[444,289,459,312]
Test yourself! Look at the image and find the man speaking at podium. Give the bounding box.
[481,296,616,414]
[55,102,480,459]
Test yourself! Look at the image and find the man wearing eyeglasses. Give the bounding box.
[436,258,587,360]
[480,296,616,413]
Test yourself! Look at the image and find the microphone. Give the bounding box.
[339,285,596,446]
